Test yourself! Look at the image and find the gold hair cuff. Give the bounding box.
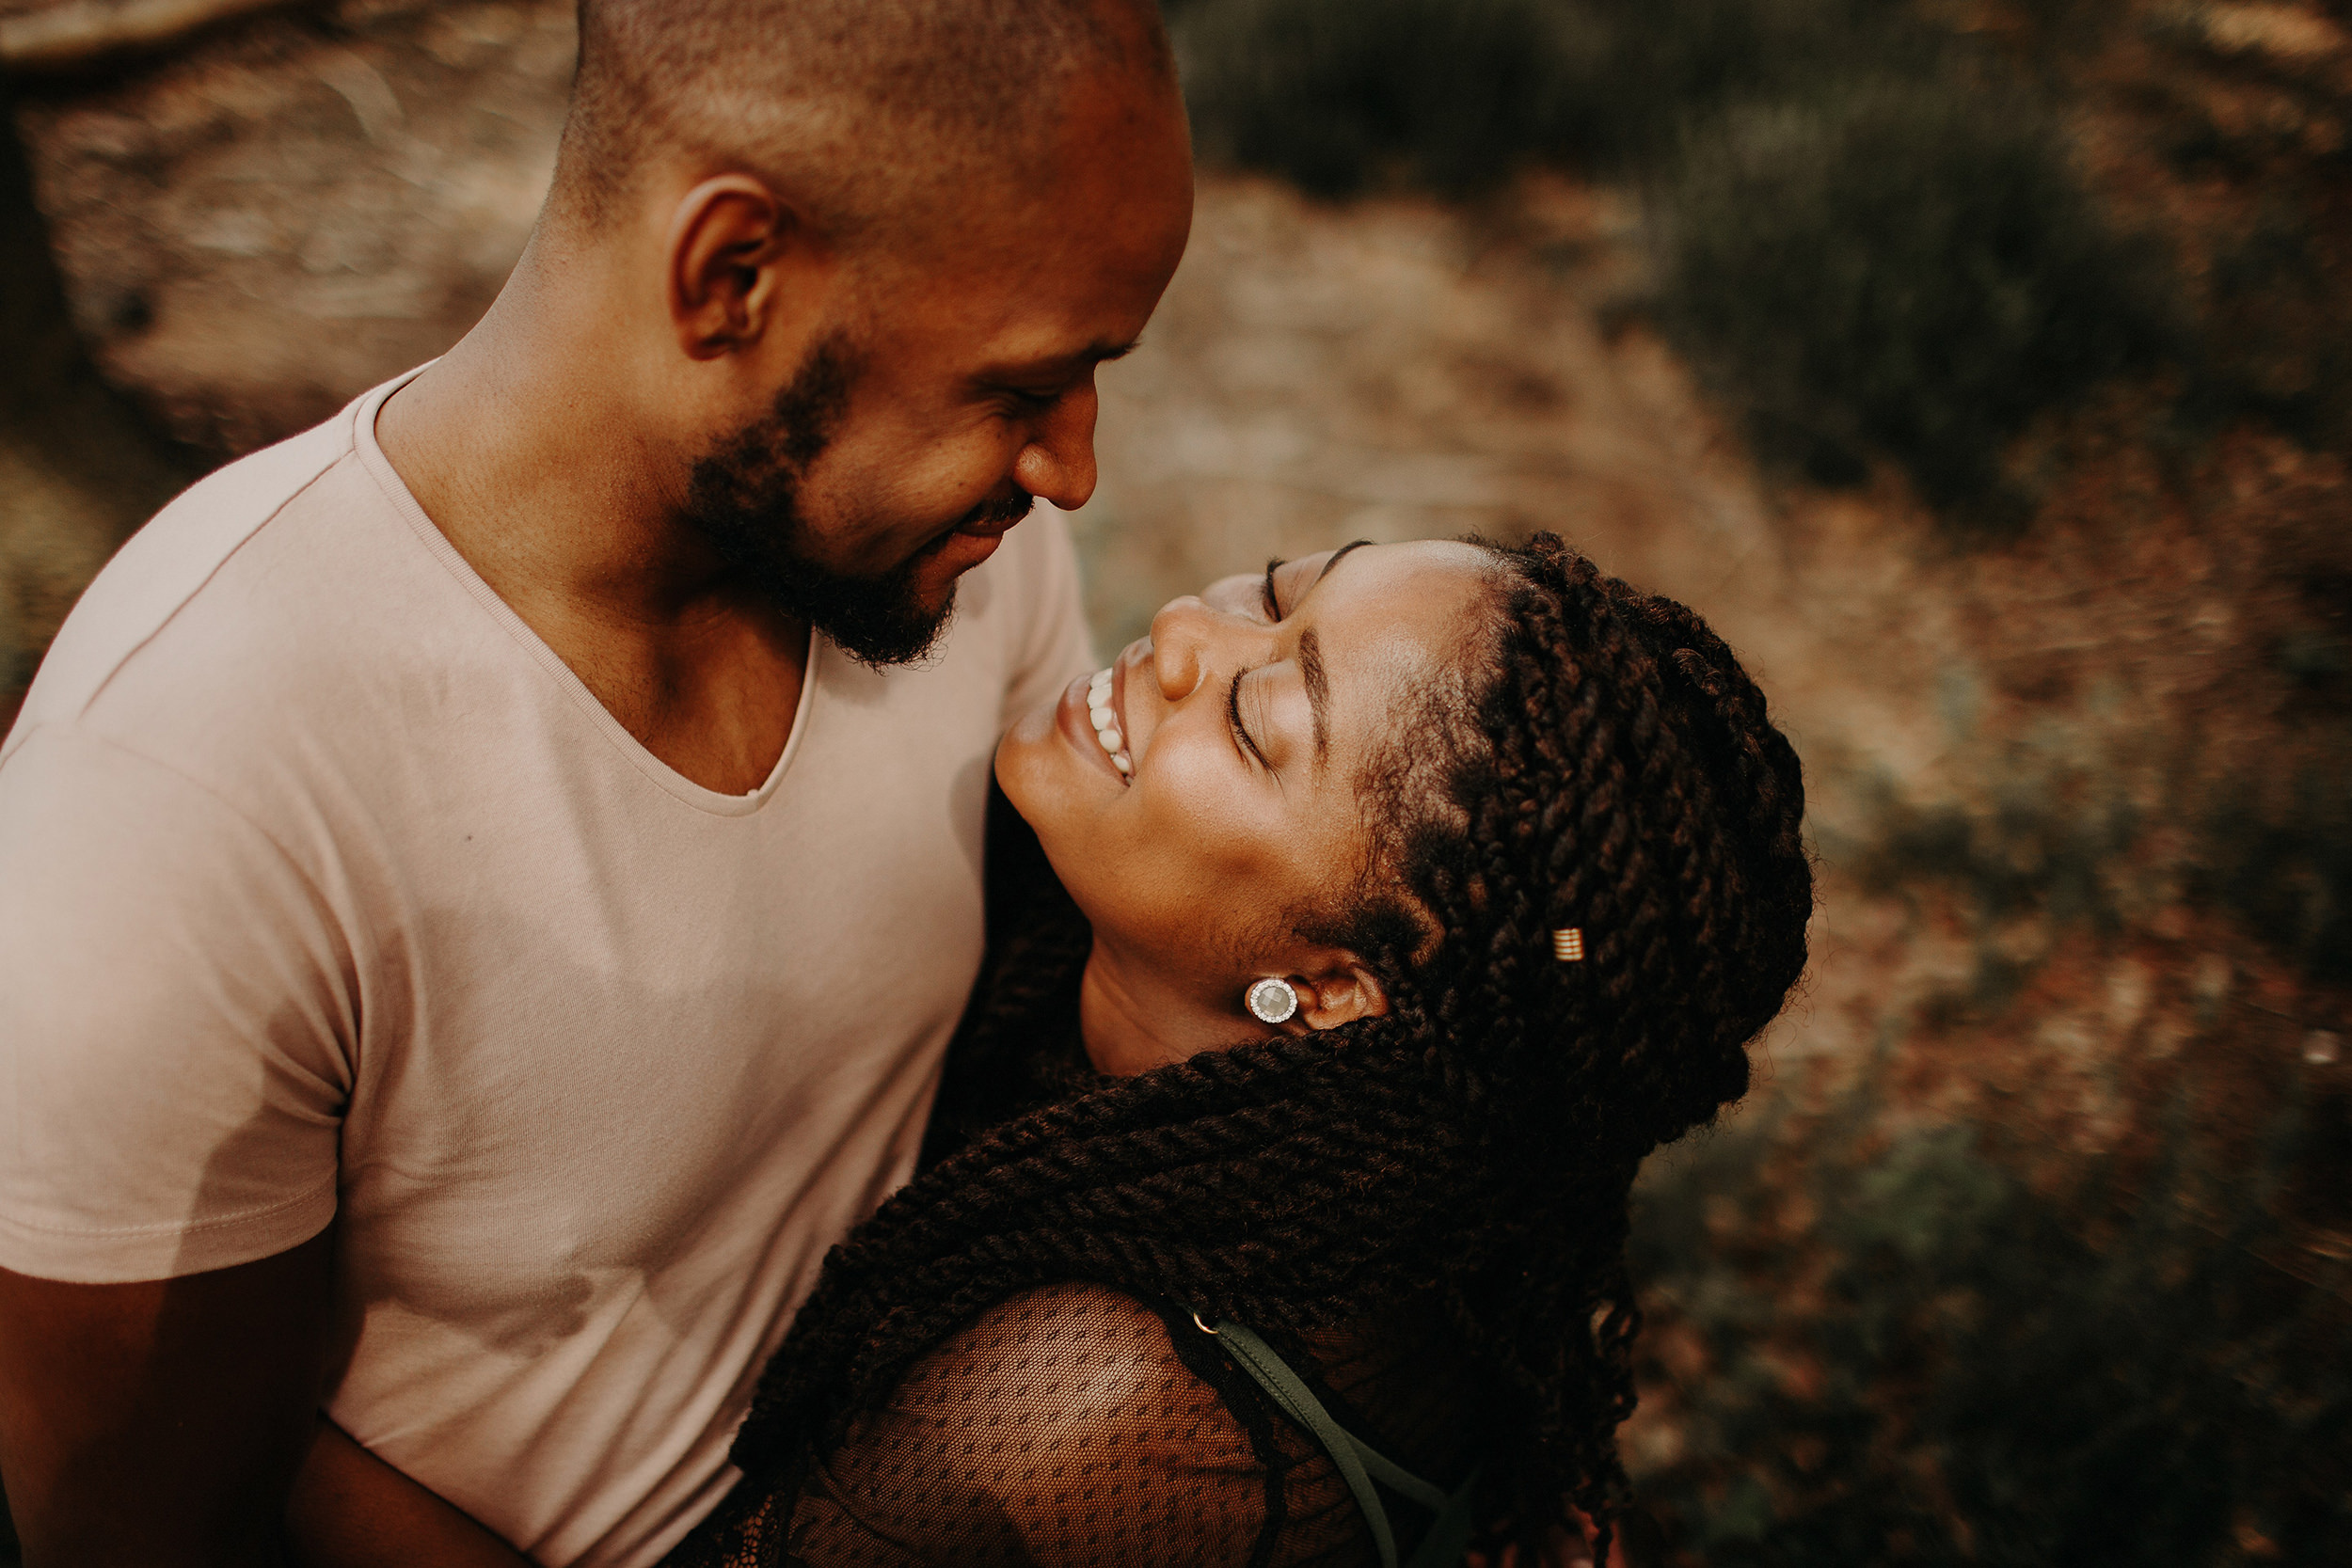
[1552,927,1585,962]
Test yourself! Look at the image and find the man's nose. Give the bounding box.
[1011,383,1101,512]
[1148,595,1263,702]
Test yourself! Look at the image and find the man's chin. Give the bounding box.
[818,591,958,670]
[744,547,956,670]
[724,507,1020,669]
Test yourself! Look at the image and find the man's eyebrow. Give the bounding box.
[977,338,1141,381]
[1299,626,1330,768]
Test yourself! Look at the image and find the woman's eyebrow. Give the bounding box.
[1299,626,1330,768]
[1315,538,1375,585]
[1286,541,1366,770]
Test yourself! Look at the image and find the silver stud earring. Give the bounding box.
[1245,976,1299,1024]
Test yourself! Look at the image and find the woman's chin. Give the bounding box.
[993,708,1089,855]
[993,713,1117,917]
[993,705,1057,811]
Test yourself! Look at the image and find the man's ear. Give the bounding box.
[666,175,800,360]
[1291,958,1390,1032]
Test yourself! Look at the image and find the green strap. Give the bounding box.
[1406,1479,1484,1568]
[1197,1314,1481,1568]
[1212,1319,1405,1568]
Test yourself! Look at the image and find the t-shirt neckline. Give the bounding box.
[350,364,818,818]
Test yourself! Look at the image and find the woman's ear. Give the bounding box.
[1291,958,1390,1031]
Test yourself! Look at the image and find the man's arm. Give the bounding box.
[286,1421,532,1568]
[0,1230,332,1567]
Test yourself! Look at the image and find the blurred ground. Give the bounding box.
[5,0,2350,1560]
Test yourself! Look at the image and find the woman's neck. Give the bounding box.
[1077,941,1263,1077]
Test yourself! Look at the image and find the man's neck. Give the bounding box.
[378,240,714,616]
[374,246,810,795]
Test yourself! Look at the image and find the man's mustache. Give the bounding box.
[956,487,1037,533]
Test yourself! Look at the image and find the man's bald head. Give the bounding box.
[553,0,1178,244]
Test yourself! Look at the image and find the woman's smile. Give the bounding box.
[1055,657,1137,784]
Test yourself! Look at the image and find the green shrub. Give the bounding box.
[1171,0,2176,515]
[1170,0,1918,194]
[1629,1098,2352,1564]
[2198,755,2352,985]
[1172,0,1611,197]
[1655,79,2175,511]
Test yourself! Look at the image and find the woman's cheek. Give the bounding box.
[1140,753,1288,895]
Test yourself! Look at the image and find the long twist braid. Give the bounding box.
[681,534,1812,1566]
[1390,540,1813,1544]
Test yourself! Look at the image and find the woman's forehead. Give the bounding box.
[1310,544,1497,739]
[1310,539,1498,635]
[1289,536,1490,588]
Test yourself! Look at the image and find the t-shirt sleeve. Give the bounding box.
[0,725,352,1283]
[998,506,1098,731]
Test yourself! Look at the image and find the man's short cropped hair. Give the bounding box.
[553,0,1177,242]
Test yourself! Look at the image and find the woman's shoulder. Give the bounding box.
[886,1282,1257,1464]
[795,1284,1275,1566]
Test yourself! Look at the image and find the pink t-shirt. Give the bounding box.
[0,370,1092,1565]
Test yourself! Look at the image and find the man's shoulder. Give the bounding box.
[8,408,370,747]
[3,394,457,784]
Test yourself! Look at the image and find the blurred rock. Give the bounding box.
[0,0,310,75]
[14,0,571,455]
[2170,1,2352,77]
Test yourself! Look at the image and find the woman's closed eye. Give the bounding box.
[1227,669,1273,770]
[1260,541,1368,622]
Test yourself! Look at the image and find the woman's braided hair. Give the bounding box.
[707,534,1812,1561]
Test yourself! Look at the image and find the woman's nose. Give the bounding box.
[1148,595,1260,702]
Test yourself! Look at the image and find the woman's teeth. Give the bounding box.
[1088,668,1133,780]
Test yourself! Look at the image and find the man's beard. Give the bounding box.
[678,334,1032,669]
